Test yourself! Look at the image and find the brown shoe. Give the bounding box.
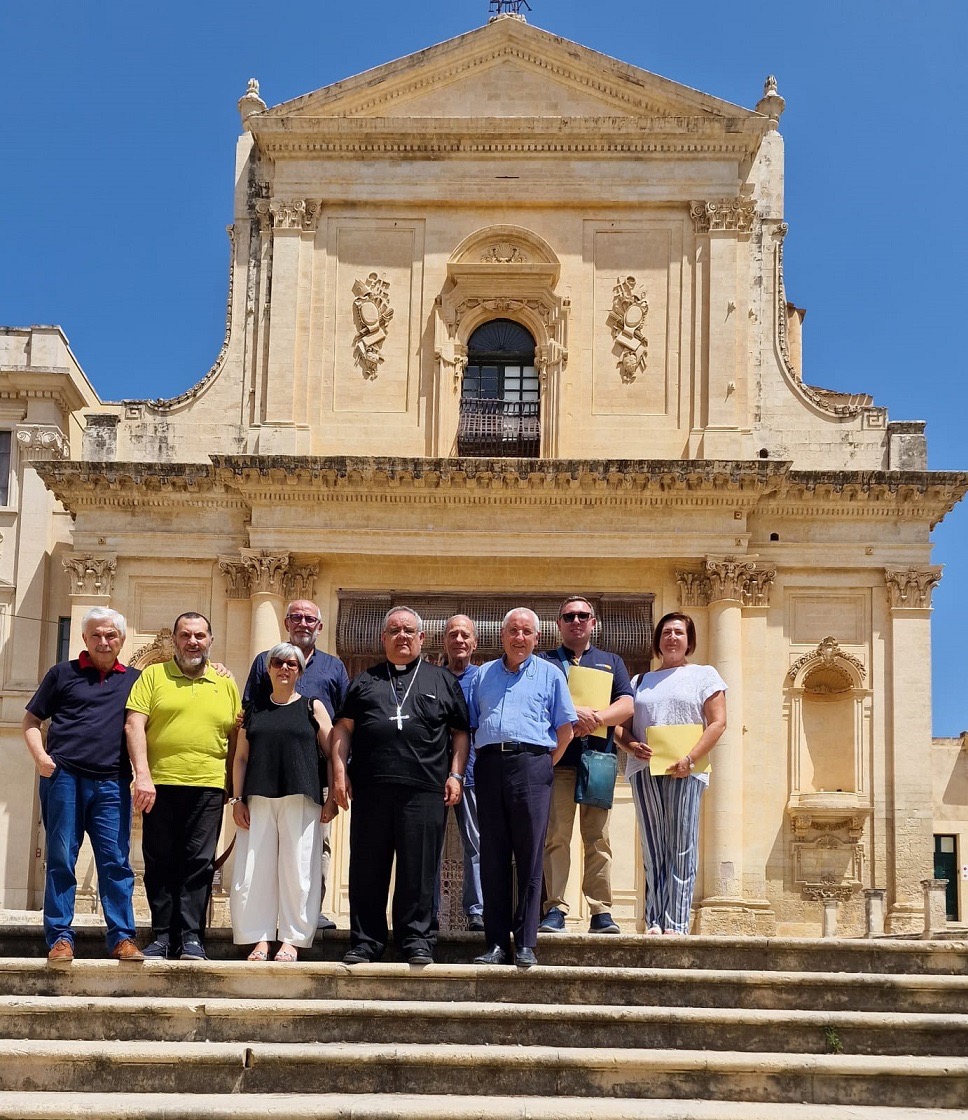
[109,939,145,961]
[47,938,74,964]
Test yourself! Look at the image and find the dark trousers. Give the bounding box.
[475,748,554,953]
[348,783,445,959]
[141,785,223,946]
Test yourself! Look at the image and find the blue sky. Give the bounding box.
[4,1,966,731]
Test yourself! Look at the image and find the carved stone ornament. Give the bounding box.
[802,879,854,903]
[787,636,866,688]
[241,549,290,597]
[15,424,69,462]
[63,555,116,597]
[884,565,943,609]
[480,243,529,263]
[676,557,776,608]
[130,628,175,670]
[255,198,320,233]
[352,273,394,380]
[690,199,758,235]
[218,558,251,601]
[283,563,319,604]
[606,276,649,383]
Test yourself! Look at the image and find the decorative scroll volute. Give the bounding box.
[676,558,776,608]
[16,425,69,462]
[218,558,251,601]
[241,549,290,596]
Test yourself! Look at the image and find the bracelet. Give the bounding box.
[228,797,243,805]
[448,772,466,785]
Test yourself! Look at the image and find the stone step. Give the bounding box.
[4,995,967,1057]
[0,1094,961,1120]
[5,959,967,1015]
[1,1040,965,1108]
[2,923,966,975]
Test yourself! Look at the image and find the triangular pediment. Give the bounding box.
[256,18,759,124]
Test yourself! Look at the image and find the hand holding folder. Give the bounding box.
[645,724,708,776]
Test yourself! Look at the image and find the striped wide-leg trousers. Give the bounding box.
[629,770,705,934]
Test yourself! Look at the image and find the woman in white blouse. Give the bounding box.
[620,612,726,936]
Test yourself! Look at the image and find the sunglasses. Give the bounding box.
[269,658,300,670]
[560,611,592,623]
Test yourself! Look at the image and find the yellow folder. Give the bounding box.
[645,724,709,775]
[566,665,613,740]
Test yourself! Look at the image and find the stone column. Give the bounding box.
[864,887,886,937]
[240,549,290,660]
[883,567,942,934]
[687,557,775,935]
[921,878,948,938]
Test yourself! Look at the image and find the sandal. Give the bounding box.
[247,941,270,962]
[274,944,298,963]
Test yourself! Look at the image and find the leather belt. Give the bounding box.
[479,741,548,756]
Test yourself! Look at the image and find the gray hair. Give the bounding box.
[501,607,540,633]
[82,607,126,641]
[266,642,307,673]
[382,606,424,631]
[445,614,477,636]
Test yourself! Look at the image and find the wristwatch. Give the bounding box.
[228,797,243,805]
[448,772,466,785]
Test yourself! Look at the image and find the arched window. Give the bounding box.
[458,319,540,457]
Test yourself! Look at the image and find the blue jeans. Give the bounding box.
[38,767,136,949]
[455,785,484,918]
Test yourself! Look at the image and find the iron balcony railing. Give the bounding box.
[457,398,540,458]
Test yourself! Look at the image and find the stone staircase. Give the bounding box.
[0,925,964,1119]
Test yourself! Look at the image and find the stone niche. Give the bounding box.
[784,637,872,902]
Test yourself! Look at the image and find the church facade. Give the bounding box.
[2,15,966,935]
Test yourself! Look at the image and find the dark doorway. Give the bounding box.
[933,834,958,921]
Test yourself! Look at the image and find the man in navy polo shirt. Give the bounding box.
[243,598,349,928]
[538,596,633,935]
[23,607,143,964]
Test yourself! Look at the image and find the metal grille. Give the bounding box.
[457,398,540,458]
[337,591,654,674]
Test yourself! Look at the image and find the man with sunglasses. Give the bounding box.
[538,596,633,934]
[243,599,349,929]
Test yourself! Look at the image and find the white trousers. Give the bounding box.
[230,794,322,948]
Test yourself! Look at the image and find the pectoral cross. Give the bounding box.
[391,707,410,731]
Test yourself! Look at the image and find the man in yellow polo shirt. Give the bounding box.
[126,612,240,960]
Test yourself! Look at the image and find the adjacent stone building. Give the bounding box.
[3,15,966,934]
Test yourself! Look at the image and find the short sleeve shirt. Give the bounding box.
[26,657,140,779]
[541,643,633,766]
[126,660,241,787]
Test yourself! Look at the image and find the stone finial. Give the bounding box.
[755,74,786,123]
[238,78,267,126]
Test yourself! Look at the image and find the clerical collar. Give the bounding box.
[389,657,421,674]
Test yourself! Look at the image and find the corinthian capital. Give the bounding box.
[63,555,116,597]
[676,558,776,608]
[283,563,319,603]
[218,557,252,601]
[270,199,320,231]
[690,198,758,234]
[884,566,943,609]
[241,548,291,596]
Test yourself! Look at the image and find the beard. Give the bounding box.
[175,652,207,672]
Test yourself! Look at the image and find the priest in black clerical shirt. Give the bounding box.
[331,606,470,965]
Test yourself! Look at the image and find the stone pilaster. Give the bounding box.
[883,566,941,933]
[240,549,290,660]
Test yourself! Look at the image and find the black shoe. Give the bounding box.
[142,934,171,959]
[179,935,208,961]
[514,947,537,968]
[474,944,508,965]
[467,916,485,932]
[342,947,374,965]
[408,947,433,965]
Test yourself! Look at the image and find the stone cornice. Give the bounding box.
[250,115,765,160]
[32,458,968,528]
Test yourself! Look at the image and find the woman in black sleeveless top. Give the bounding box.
[229,642,334,961]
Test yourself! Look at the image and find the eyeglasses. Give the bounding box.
[560,611,592,623]
[505,627,537,638]
[269,658,300,670]
[385,626,419,638]
[286,613,320,625]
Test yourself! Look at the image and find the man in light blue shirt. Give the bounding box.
[469,607,576,967]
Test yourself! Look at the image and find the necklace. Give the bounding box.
[387,661,419,731]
